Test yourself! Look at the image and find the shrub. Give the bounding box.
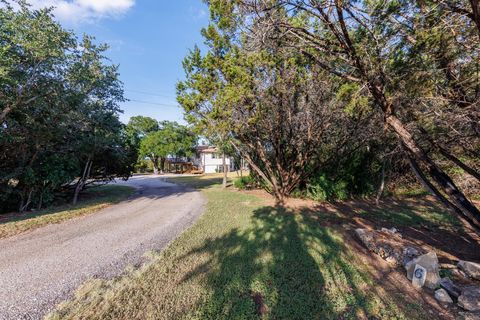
[234,176,255,190]
[306,174,349,202]
[303,148,382,202]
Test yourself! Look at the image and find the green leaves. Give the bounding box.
[336,83,371,117]
[0,2,132,212]
[138,120,197,163]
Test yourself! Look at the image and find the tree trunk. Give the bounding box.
[376,160,386,206]
[469,0,480,38]
[19,188,33,213]
[152,155,159,175]
[332,1,480,227]
[160,158,166,174]
[386,115,480,228]
[38,191,43,210]
[408,156,457,210]
[230,140,274,190]
[73,159,92,205]
[438,146,480,182]
[240,158,244,177]
[407,155,479,232]
[222,153,228,188]
[419,127,480,182]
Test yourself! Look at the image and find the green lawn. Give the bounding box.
[0,185,135,239]
[47,176,433,320]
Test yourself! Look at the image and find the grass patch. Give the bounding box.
[393,186,430,197]
[48,179,431,320]
[0,184,135,239]
[167,174,225,189]
[167,172,242,189]
[356,204,460,229]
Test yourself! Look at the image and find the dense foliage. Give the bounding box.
[0,2,134,212]
[178,0,480,228]
[126,116,197,174]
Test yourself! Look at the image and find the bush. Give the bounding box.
[303,148,382,202]
[234,176,255,190]
[306,174,349,202]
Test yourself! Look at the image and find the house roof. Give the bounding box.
[196,146,218,153]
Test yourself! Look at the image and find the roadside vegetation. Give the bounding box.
[177,0,480,231]
[126,116,197,175]
[1,0,479,317]
[0,3,139,213]
[0,185,134,239]
[47,176,464,319]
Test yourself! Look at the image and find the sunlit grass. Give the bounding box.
[47,179,431,320]
[166,172,243,189]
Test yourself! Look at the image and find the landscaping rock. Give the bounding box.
[435,288,453,304]
[403,246,421,267]
[462,311,480,320]
[355,228,374,250]
[406,252,441,289]
[439,277,462,299]
[452,268,469,279]
[380,227,401,237]
[355,228,421,267]
[412,264,428,289]
[458,261,480,280]
[458,285,480,311]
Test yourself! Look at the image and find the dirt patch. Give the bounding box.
[341,229,458,320]
[240,190,480,264]
[239,189,480,319]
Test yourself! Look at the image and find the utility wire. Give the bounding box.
[127,99,180,108]
[125,89,176,99]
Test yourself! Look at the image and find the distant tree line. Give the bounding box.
[0,2,136,212]
[125,116,197,175]
[177,0,480,229]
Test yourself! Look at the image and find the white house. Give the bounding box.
[194,146,235,174]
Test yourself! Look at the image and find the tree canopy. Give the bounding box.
[0,2,134,211]
[135,119,197,174]
[178,0,480,228]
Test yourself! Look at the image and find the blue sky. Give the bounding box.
[36,0,209,124]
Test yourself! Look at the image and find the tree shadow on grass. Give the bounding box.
[179,206,431,319]
[295,197,480,263]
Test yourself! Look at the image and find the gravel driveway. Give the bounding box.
[0,175,205,320]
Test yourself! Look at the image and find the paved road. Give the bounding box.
[0,175,205,320]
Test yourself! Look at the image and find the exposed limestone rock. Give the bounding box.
[354,228,422,267]
[452,268,469,279]
[439,277,462,299]
[435,288,453,304]
[406,252,441,289]
[403,246,421,267]
[458,285,480,312]
[461,311,480,320]
[458,261,480,280]
[380,227,402,237]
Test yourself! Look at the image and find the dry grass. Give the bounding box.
[0,185,135,239]
[46,177,449,320]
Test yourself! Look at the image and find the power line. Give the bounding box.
[127,99,180,108]
[125,89,176,99]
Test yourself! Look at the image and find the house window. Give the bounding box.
[211,153,219,159]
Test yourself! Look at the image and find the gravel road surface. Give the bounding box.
[0,175,205,320]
